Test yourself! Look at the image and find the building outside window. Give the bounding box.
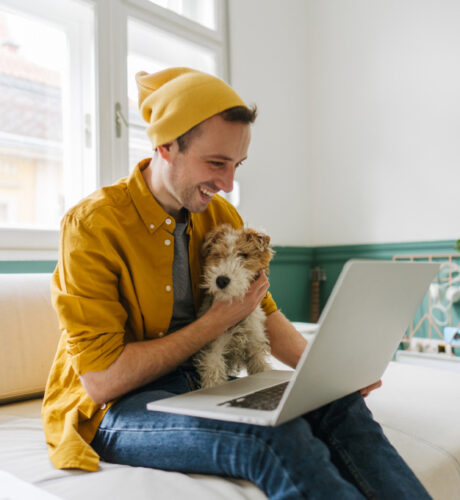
[0,2,94,230]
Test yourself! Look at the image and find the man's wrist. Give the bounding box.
[197,307,232,339]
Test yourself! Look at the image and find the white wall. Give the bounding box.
[228,0,312,246]
[229,0,460,247]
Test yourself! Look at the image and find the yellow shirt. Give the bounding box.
[42,158,277,471]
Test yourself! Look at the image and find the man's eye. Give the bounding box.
[209,161,224,167]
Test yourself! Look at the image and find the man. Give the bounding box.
[42,67,431,499]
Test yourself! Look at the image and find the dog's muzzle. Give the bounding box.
[216,276,230,289]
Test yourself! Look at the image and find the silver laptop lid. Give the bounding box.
[275,259,440,424]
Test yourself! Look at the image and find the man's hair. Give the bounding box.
[176,105,257,152]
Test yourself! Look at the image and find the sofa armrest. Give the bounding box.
[0,273,60,404]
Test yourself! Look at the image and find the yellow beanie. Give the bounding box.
[135,67,248,148]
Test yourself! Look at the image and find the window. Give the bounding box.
[146,0,217,30]
[0,0,95,233]
[0,197,14,224]
[0,0,230,259]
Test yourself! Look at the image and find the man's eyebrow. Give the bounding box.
[204,154,247,163]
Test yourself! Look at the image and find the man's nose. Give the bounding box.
[216,166,235,193]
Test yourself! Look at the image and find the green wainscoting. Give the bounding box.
[0,261,56,273]
[313,240,459,312]
[271,240,459,326]
[269,247,315,322]
[312,241,460,351]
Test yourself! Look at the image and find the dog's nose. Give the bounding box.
[216,276,230,289]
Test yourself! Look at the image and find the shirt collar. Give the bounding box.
[128,158,195,235]
[128,158,175,234]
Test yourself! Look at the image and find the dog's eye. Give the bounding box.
[238,252,249,259]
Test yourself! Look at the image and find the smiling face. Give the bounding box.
[154,114,251,218]
[201,224,274,301]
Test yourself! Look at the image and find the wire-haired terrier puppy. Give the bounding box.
[193,223,275,388]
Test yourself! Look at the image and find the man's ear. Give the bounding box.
[157,141,175,162]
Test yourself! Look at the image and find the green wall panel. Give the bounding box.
[269,247,315,322]
[0,261,56,273]
[315,240,458,310]
[271,240,459,327]
[313,240,460,352]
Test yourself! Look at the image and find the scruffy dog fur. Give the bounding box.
[193,223,275,388]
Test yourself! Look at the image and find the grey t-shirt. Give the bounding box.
[166,220,196,335]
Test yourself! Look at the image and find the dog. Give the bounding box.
[193,223,275,389]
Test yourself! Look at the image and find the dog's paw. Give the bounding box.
[200,370,228,389]
[246,355,271,375]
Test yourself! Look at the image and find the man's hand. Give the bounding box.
[360,380,382,398]
[206,272,270,331]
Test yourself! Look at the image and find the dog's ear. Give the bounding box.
[245,229,270,248]
[244,228,271,252]
[244,229,275,273]
[201,223,232,259]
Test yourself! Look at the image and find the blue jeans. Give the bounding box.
[91,367,431,500]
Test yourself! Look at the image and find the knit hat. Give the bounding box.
[135,67,248,148]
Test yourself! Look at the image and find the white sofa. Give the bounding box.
[1,273,459,499]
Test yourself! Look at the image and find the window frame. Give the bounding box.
[0,0,230,260]
[0,0,96,259]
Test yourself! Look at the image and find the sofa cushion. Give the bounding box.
[0,273,60,403]
[0,401,267,500]
[367,361,460,499]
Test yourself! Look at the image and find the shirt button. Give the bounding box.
[158,332,164,337]
[150,224,155,229]
[164,239,171,246]
[100,403,107,410]
[165,285,172,292]
[165,218,172,225]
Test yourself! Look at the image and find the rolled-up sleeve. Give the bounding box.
[52,212,127,376]
[261,291,277,317]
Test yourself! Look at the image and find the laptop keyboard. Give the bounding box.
[218,382,289,411]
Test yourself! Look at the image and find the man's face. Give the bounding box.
[159,114,251,215]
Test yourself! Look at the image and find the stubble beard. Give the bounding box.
[178,184,209,214]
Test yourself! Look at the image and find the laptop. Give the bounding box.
[147,259,439,426]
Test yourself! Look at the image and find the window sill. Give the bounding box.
[0,228,59,261]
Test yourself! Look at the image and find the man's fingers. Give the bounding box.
[249,272,268,293]
[360,379,382,397]
[254,272,269,297]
